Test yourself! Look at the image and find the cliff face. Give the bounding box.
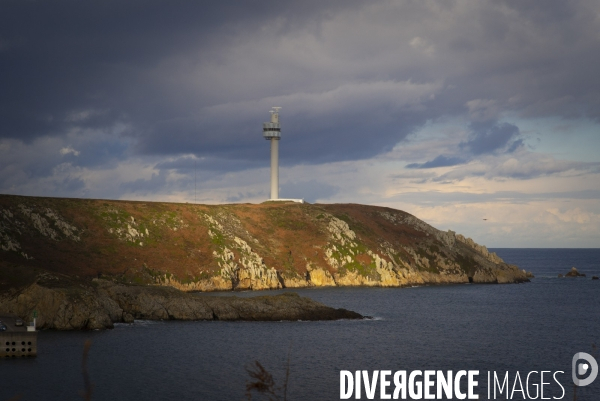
[0,195,530,295]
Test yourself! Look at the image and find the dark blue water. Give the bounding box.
[1,249,599,400]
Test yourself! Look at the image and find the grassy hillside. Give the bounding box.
[0,195,530,292]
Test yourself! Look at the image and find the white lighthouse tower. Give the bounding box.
[263,107,281,200]
[262,107,304,203]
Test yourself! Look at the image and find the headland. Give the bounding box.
[0,194,531,329]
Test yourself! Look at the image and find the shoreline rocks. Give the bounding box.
[0,279,364,330]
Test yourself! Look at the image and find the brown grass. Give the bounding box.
[0,194,458,288]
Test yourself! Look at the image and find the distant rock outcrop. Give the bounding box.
[565,267,586,277]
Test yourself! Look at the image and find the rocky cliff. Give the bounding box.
[0,195,531,293]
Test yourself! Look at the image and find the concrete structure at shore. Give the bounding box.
[1,315,37,358]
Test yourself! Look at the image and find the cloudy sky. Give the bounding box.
[2,0,599,247]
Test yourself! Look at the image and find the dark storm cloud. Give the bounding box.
[1,0,599,178]
[0,0,364,139]
[134,79,438,164]
[2,2,227,139]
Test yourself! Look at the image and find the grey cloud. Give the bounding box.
[136,80,440,164]
[0,134,130,193]
[466,99,500,122]
[406,155,466,169]
[430,153,600,182]
[280,180,339,203]
[58,176,86,193]
[0,0,365,141]
[155,156,265,174]
[226,191,265,203]
[405,121,522,170]
[385,189,600,206]
[1,0,599,195]
[460,122,520,155]
[65,137,131,169]
[506,139,525,154]
[120,171,168,194]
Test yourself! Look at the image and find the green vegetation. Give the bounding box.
[266,207,307,231]
[209,229,226,246]
[328,233,379,279]
[95,205,189,247]
[338,260,379,280]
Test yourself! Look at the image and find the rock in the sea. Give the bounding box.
[565,267,586,277]
[592,276,599,280]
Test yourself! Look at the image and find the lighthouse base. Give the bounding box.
[267,198,305,203]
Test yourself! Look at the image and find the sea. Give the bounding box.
[1,248,599,401]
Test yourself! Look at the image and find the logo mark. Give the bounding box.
[572,352,598,387]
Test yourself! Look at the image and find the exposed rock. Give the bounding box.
[0,280,364,330]
[3,283,121,330]
[395,213,457,248]
[164,275,233,292]
[592,276,598,280]
[204,213,281,291]
[201,292,362,321]
[565,267,586,277]
[334,270,380,287]
[278,271,307,288]
[307,268,336,287]
[456,234,503,265]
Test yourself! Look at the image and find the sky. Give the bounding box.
[1,0,599,247]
